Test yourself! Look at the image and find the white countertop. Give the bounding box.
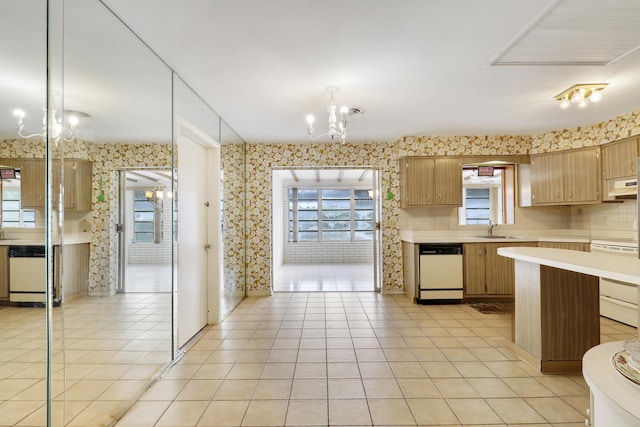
[583,341,640,422]
[400,231,589,244]
[0,235,91,246]
[498,246,640,285]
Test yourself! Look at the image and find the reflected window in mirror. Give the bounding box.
[459,165,515,225]
[133,190,163,243]
[2,172,36,228]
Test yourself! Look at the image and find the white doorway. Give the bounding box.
[177,120,221,348]
[271,168,382,292]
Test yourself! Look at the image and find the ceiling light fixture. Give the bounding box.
[554,83,608,110]
[12,107,86,142]
[306,86,362,144]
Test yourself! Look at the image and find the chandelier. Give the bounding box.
[12,107,84,142]
[554,83,608,110]
[306,86,362,144]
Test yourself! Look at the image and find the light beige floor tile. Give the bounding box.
[260,362,295,379]
[241,399,288,426]
[236,349,270,363]
[18,401,91,427]
[327,348,357,362]
[389,361,428,378]
[226,363,264,380]
[64,379,114,401]
[486,397,547,424]
[329,398,371,425]
[297,349,327,362]
[0,378,41,400]
[0,400,45,426]
[483,361,530,377]
[295,362,328,378]
[253,379,292,400]
[355,348,387,361]
[453,361,496,378]
[206,350,241,364]
[98,379,149,401]
[155,400,209,426]
[407,398,459,425]
[446,398,502,424]
[368,398,416,425]
[176,379,223,400]
[525,397,586,423]
[327,361,360,378]
[192,363,233,380]
[397,378,441,398]
[290,378,328,399]
[140,379,188,401]
[115,401,171,427]
[412,348,447,362]
[363,378,403,398]
[328,378,366,399]
[285,399,328,426]
[213,379,257,400]
[502,377,555,397]
[267,349,298,362]
[561,394,591,416]
[67,400,129,426]
[420,361,461,378]
[358,361,394,378]
[466,377,517,398]
[534,376,589,396]
[440,347,478,362]
[433,378,480,398]
[197,400,249,427]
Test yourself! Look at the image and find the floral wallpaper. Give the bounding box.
[1,107,639,298]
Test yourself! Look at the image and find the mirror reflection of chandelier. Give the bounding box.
[306,86,364,144]
[12,107,87,142]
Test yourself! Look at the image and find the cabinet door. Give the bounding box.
[434,158,462,206]
[531,152,564,205]
[564,147,600,203]
[463,244,486,295]
[52,160,93,211]
[400,158,434,207]
[20,158,46,208]
[601,137,637,180]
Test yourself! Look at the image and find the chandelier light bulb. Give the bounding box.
[578,100,588,109]
[559,96,570,110]
[589,89,602,103]
[339,106,349,115]
[13,109,25,119]
[571,88,585,103]
[306,114,314,125]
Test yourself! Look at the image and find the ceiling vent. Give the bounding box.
[491,0,640,66]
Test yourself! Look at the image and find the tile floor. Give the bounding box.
[0,293,172,427]
[273,264,374,292]
[115,292,637,427]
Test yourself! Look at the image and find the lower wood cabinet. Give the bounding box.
[54,243,90,297]
[464,242,536,297]
[0,246,8,300]
[537,242,589,251]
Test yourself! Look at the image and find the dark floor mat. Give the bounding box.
[469,302,511,314]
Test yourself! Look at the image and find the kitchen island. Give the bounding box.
[498,247,640,374]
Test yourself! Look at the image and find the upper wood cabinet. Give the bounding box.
[399,157,462,208]
[601,136,638,180]
[52,159,93,211]
[19,158,46,209]
[530,146,601,206]
[0,158,92,211]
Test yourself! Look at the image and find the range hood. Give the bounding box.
[608,178,637,197]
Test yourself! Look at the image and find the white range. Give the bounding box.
[590,239,639,327]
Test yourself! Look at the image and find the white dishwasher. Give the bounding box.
[9,245,47,304]
[418,243,463,303]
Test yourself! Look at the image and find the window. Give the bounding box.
[133,190,158,243]
[289,188,373,242]
[459,166,515,225]
[1,175,36,228]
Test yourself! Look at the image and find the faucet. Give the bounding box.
[488,222,496,237]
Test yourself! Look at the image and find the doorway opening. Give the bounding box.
[117,169,174,293]
[272,168,382,292]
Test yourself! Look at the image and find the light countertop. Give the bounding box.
[400,231,590,244]
[498,246,640,285]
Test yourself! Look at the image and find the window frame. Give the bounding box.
[289,187,374,242]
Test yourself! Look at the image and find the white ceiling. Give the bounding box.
[3,0,640,145]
